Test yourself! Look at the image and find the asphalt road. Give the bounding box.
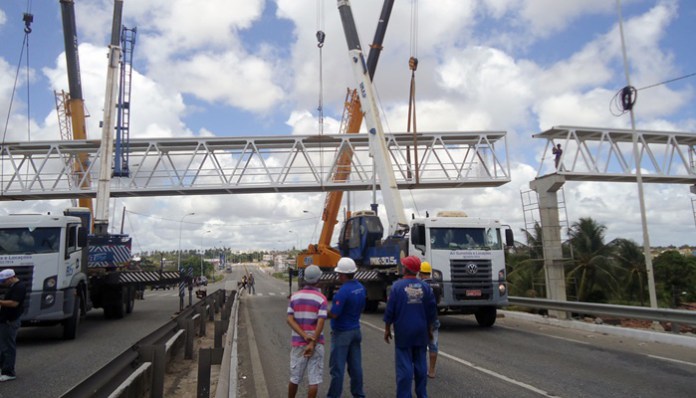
[1,272,233,398]
[236,266,696,398]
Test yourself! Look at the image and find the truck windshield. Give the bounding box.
[0,228,61,254]
[430,227,502,250]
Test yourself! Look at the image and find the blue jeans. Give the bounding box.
[395,345,428,398]
[0,319,20,377]
[327,328,365,398]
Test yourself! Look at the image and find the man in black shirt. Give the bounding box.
[0,269,26,382]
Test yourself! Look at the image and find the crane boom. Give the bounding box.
[298,0,395,270]
[337,0,408,236]
[94,0,124,236]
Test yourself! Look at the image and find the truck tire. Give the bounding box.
[125,287,135,314]
[103,287,126,319]
[62,295,81,340]
[475,307,497,327]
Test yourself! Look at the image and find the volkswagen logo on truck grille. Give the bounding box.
[466,263,478,274]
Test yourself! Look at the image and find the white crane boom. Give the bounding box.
[336,0,409,236]
[94,0,124,235]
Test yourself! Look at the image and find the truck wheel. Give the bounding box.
[62,295,81,340]
[125,287,135,314]
[112,291,126,319]
[475,307,497,327]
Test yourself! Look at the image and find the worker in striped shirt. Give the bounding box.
[287,265,328,398]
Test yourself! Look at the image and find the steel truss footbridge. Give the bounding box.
[0,131,510,200]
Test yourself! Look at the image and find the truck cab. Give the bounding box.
[409,211,514,327]
[0,214,87,338]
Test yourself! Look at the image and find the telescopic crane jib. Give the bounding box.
[297,0,395,270]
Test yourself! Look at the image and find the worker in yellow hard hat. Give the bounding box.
[419,261,440,378]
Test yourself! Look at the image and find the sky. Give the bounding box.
[1,0,696,254]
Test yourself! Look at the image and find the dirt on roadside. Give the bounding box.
[162,317,222,397]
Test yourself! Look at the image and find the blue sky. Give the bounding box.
[1,0,696,253]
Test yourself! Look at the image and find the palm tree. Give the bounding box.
[522,222,544,260]
[610,238,646,305]
[566,217,619,302]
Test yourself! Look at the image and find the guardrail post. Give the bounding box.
[199,307,207,337]
[186,317,195,360]
[214,320,225,349]
[138,344,166,398]
[672,322,681,334]
[198,348,212,398]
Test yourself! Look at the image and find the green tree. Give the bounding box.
[566,217,619,302]
[611,238,647,305]
[506,223,546,297]
[653,250,695,308]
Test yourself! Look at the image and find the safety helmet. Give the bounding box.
[401,256,421,274]
[304,265,322,284]
[420,261,432,274]
[335,257,357,274]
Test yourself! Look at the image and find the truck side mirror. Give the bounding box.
[505,229,514,247]
[77,228,88,248]
[410,224,426,254]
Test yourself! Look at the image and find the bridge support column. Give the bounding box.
[530,175,568,319]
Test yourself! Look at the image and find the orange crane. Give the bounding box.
[297,0,394,270]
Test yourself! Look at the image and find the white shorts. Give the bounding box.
[289,344,325,386]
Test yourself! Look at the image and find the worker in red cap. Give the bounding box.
[383,256,437,397]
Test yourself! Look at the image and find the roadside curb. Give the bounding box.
[501,310,696,349]
[215,291,240,398]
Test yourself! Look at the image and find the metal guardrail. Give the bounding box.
[60,289,234,398]
[509,297,696,327]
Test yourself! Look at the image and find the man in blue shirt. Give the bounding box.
[327,257,366,398]
[384,256,437,398]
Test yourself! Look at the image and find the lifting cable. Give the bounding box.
[2,3,34,190]
[316,0,326,184]
[406,0,419,184]
[2,5,34,145]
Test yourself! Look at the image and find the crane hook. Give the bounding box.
[316,30,326,48]
[23,13,33,34]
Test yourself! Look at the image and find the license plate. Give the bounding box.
[465,289,481,297]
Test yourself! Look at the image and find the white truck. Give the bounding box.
[0,212,178,339]
[409,211,513,326]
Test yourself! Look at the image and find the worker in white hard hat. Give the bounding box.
[0,269,26,382]
[326,257,366,398]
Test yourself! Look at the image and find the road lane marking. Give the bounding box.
[360,320,562,397]
[648,355,696,367]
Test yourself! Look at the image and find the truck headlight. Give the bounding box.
[432,270,443,282]
[41,293,55,308]
[498,283,507,296]
[43,276,57,290]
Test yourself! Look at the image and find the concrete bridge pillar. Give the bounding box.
[530,175,568,319]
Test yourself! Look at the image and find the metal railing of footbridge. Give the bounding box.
[0,131,510,200]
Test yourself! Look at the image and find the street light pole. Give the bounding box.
[178,212,195,272]
[200,230,211,278]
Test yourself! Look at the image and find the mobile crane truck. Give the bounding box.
[0,0,178,340]
[301,0,514,326]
